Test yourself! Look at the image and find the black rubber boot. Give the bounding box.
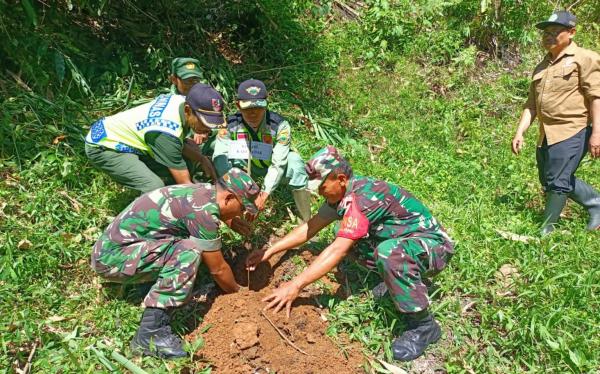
[130,307,187,359]
[569,178,600,231]
[392,311,441,362]
[541,192,568,236]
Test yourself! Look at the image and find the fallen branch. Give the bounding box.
[20,341,37,374]
[58,191,82,213]
[260,310,308,355]
[333,0,360,19]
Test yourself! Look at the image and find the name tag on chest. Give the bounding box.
[230,140,273,161]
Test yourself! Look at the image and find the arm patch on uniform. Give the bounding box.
[336,195,369,240]
[276,128,290,145]
[217,128,229,140]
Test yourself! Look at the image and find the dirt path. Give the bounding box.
[186,249,365,373]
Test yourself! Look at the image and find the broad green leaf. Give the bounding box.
[546,338,559,350]
[21,0,37,27]
[568,350,582,368]
[54,51,65,84]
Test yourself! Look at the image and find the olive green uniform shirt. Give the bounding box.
[145,132,188,170]
[524,42,600,146]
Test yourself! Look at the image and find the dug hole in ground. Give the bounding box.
[186,245,366,374]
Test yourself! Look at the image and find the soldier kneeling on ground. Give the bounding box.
[247,146,455,362]
[91,168,259,359]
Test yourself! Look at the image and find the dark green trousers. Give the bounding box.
[85,143,173,193]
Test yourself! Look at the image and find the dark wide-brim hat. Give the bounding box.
[536,10,577,30]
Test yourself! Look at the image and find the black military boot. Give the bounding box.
[130,307,187,359]
[569,178,600,231]
[392,310,441,362]
[541,191,568,236]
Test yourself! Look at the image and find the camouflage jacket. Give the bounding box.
[96,183,222,253]
[317,175,451,243]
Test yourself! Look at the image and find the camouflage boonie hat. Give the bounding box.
[221,168,260,214]
[305,145,352,191]
[171,57,203,80]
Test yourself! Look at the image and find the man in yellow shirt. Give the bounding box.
[512,10,600,235]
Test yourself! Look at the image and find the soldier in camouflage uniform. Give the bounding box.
[91,168,259,359]
[247,146,454,362]
[213,79,311,221]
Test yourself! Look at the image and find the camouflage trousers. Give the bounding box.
[357,236,454,313]
[91,238,202,309]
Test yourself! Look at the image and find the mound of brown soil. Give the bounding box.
[187,249,365,373]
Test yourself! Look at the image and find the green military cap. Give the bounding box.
[171,57,203,80]
[305,145,353,191]
[220,168,260,214]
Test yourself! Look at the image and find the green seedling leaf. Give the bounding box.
[184,336,205,355]
[568,350,583,368]
[546,338,559,350]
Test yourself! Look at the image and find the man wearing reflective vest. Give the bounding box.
[85,83,221,193]
[212,79,311,220]
[168,57,217,158]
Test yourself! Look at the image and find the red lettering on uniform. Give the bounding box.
[337,195,369,240]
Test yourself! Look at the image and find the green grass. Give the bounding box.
[2,1,600,373]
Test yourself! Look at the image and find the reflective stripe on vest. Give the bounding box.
[85,94,185,156]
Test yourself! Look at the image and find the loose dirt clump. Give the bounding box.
[187,249,365,373]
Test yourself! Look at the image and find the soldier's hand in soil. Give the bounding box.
[244,211,258,223]
[254,191,269,211]
[246,249,269,271]
[228,217,252,236]
[263,281,301,318]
